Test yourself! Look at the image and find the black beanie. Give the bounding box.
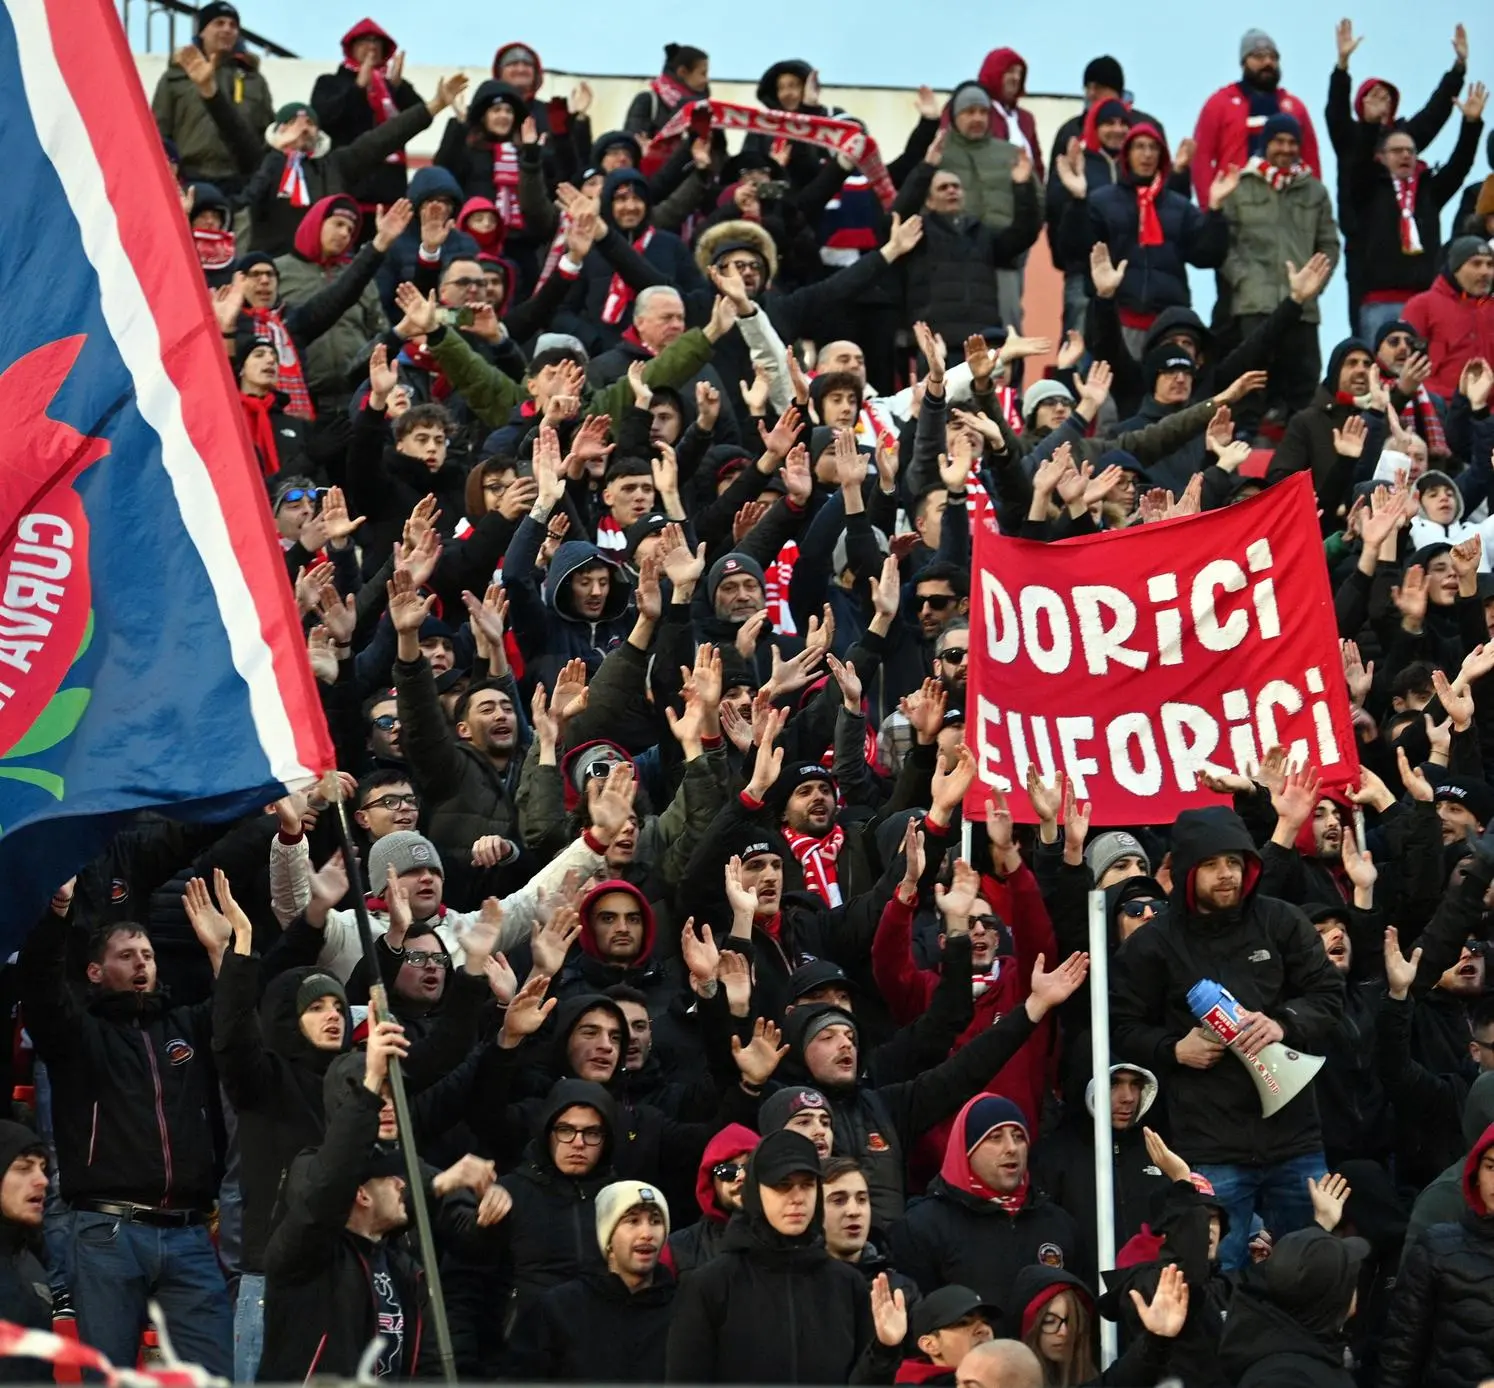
[195,1,240,33]
[1094,98,1130,126]
[1083,56,1125,92]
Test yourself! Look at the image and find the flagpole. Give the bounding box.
[330,792,457,1384]
[1088,889,1117,1369]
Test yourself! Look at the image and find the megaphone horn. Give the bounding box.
[1185,979,1324,1118]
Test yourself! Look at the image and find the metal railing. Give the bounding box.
[118,0,297,58]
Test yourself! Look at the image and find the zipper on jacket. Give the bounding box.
[140,1029,173,1201]
[87,1102,98,1167]
[304,1332,328,1383]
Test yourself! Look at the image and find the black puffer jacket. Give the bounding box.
[212,954,348,1272]
[1378,1121,1494,1388]
[508,1266,676,1381]
[664,1130,900,1384]
[1217,1282,1357,1388]
[1109,807,1345,1166]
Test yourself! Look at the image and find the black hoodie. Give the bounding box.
[0,1123,52,1383]
[665,1130,900,1383]
[1109,807,1345,1165]
[212,954,349,1272]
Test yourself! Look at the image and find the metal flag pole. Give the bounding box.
[330,790,457,1383]
[1088,888,1118,1369]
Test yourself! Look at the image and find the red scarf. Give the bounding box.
[278,151,311,208]
[400,339,451,401]
[602,227,654,324]
[491,143,523,230]
[1401,387,1450,458]
[964,1156,1031,1214]
[1394,168,1424,253]
[193,226,236,271]
[650,71,693,112]
[1247,155,1307,191]
[244,307,314,419]
[783,823,845,908]
[343,55,405,167]
[1135,173,1164,247]
[239,392,280,477]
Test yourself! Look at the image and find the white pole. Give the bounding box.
[960,818,973,864]
[1088,888,1118,1369]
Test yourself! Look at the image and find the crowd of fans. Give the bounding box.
[5,2,1494,1385]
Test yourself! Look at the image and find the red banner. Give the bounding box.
[962,474,1359,825]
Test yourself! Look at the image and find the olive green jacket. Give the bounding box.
[1222,169,1340,324]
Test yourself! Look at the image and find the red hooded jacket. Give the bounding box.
[1404,274,1494,401]
[1463,1119,1494,1214]
[578,879,656,965]
[291,194,363,265]
[977,49,1045,180]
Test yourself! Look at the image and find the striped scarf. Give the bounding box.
[602,227,654,324]
[491,142,523,229]
[1394,168,1424,253]
[1246,154,1307,190]
[1401,386,1450,458]
[342,55,405,167]
[244,307,314,419]
[783,823,845,908]
[278,151,310,208]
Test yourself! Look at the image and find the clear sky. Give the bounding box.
[130,0,1490,340]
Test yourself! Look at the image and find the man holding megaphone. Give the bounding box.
[1109,805,1346,1271]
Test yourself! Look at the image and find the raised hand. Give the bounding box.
[500,969,558,1046]
[1396,746,1434,803]
[1383,924,1422,999]
[1391,565,1430,629]
[1130,1263,1190,1338]
[1089,241,1128,298]
[758,402,803,460]
[1027,952,1091,1016]
[1308,1172,1351,1231]
[731,1017,789,1086]
[934,857,982,922]
[681,917,721,985]
[372,198,414,253]
[1286,252,1334,304]
[870,1273,909,1348]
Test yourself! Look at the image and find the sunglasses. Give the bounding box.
[970,914,1003,930]
[363,793,418,811]
[1380,332,1414,348]
[1120,899,1162,919]
[938,647,967,664]
[401,949,449,969]
[279,488,320,505]
[918,593,956,611]
[711,1162,747,1182]
[371,714,399,731]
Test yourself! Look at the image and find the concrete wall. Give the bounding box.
[133,52,1084,354]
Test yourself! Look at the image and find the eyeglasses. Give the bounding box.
[364,792,418,811]
[446,276,486,290]
[553,1123,606,1146]
[918,593,956,611]
[400,949,450,969]
[279,488,320,505]
[1120,899,1162,919]
[1039,1312,1070,1334]
[938,647,967,664]
[1474,1037,1494,1053]
[711,1162,746,1182]
[371,715,399,732]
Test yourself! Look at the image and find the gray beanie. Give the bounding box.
[533,331,589,364]
[368,830,444,887]
[1084,830,1151,882]
[950,82,992,119]
[832,526,889,578]
[1022,379,1074,421]
[296,972,348,1016]
[1239,28,1278,61]
[1448,235,1494,276]
[707,552,767,602]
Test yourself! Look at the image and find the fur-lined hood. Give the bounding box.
[694,219,778,286]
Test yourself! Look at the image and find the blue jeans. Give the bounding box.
[1194,1150,1326,1271]
[234,1273,265,1383]
[1357,300,1408,345]
[68,1211,232,1377]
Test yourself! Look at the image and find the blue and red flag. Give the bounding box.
[0,0,334,937]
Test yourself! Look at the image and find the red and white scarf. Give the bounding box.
[1246,154,1307,191]
[239,391,281,477]
[1402,386,1450,458]
[602,226,655,324]
[654,98,896,208]
[650,71,694,114]
[764,539,798,636]
[536,213,572,289]
[783,823,845,908]
[491,143,524,230]
[245,307,314,419]
[1393,169,1424,253]
[1134,173,1164,247]
[193,226,236,271]
[343,54,405,167]
[278,151,311,208]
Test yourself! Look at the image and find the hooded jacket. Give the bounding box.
[309,19,425,210]
[510,1263,678,1382]
[432,80,531,207]
[0,1123,53,1382]
[889,1093,1083,1319]
[555,880,677,1012]
[1404,268,1494,401]
[977,49,1044,180]
[1108,807,1344,1165]
[666,1123,761,1277]
[1405,1071,1494,1253]
[1266,337,1385,527]
[1075,124,1229,316]
[1406,467,1494,561]
[664,1130,900,1383]
[376,165,483,314]
[525,539,634,667]
[274,193,389,408]
[212,953,349,1272]
[1032,1065,1169,1272]
[1379,1120,1494,1387]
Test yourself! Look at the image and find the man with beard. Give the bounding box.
[1110,806,1344,1269]
[1266,338,1386,525]
[666,1125,759,1276]
[777,764,845,908]
[1431,774,1494,844]
[1373,321,1446,465]
[933,621,969,707]
[393,579,526,908]
[1191,30,1321,208]
[1405,236,1494,400]
[553,881,680,1017]
[1258,771,1360,906]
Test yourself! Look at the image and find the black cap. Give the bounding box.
[1430,774,1494,827]
[624,511,672,560]
[788,959,852,1002]
[909,1285,997,1342]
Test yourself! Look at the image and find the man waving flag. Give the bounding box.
[0,0,333,940]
